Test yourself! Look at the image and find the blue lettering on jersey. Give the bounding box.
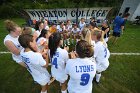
[76,66,79,72]
[103,45,107,58]
[21,56,30,63]
[54,52,59,57]
[52,52,59,69]
[21,56,32,73]
[75,65,94,73]
[80,73,90,86]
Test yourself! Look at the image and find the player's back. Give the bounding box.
[113,16,124,32]
[51,47,68,82]
[66,58,96,93]
[94,41,110,61]
[20,50,50,82]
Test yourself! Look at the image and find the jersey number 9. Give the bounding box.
[80,73,90,86]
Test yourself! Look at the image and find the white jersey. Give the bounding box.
[36,37,47,51]
[66,24,72,31]
[79,21,86,31]
[71,28,80,34]
[65,58,96,93]
[50,47,68,83]
[57,25,66,32]
[4,34,23,63]
[94,41,110,72]
[20,50,50,85]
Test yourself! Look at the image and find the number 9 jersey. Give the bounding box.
[65,58,96,93]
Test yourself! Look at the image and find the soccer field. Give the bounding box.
[0,18,140,93]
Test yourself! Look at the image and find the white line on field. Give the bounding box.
[0,51,140,55]
[111,53,140,55]
[0,51,11,54]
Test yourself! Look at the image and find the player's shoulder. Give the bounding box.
[4,34,13,42]
[34,52,42,57]
[95,41,103,47]
[58,47,68,54]
[67,58,77,65]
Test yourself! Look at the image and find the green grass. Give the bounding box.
[108,23,140,53]
[0,18,140,93]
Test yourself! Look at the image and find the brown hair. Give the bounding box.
[4,20,18,32]
[76,40,93,58]
[92,30,102,40]
[21,27,35,35]
[18,34,36,52]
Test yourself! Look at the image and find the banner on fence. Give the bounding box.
[24,7,112,21]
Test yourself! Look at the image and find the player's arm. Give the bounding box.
[121,20,125,32]
[43,52,50,68]
[4,40,20,55]
[38,53,49,68]
[121,26,124,31]
[104,28,109,35]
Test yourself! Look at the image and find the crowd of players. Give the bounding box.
[3,13,130,93]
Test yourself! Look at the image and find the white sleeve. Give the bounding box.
[94,46,99,58]
[57,25,59,30]
[64,50,69,63]
[38,53,46,66]
[65,60,70,74]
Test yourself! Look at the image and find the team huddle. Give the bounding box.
[4,15,128,93]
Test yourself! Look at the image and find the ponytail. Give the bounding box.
[48,32,61,58]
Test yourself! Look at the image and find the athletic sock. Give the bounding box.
[96,73,101,83]
[40,90,47,93]
[61,89,67,93]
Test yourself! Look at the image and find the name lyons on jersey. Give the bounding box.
[75,65,94,73]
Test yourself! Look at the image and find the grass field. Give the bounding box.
[0,18,140,93]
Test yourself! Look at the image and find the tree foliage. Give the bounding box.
[0,0,123,18]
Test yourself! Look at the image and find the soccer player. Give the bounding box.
[71,24,80,34]
[112,13,130,44]
[35,21,44,37]
[79,18,86,31]
[4,20,25,67]
[36,29,51,52]
[48,32,69,93]
[91,30,110,83]
[18,34,50,93]
[65,40,96,93]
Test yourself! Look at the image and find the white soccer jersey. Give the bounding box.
[50,47,69,83]
[57,25,66,32]
[4,34,23,63]
[79,21,86,31]
[94,41,110,72]
[20,50,50,85]
[71,28,80,34]
[65,58,96,93]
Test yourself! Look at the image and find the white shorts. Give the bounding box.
[36,78,50,86]
[96,61,109,73]
[54,74,68,84]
